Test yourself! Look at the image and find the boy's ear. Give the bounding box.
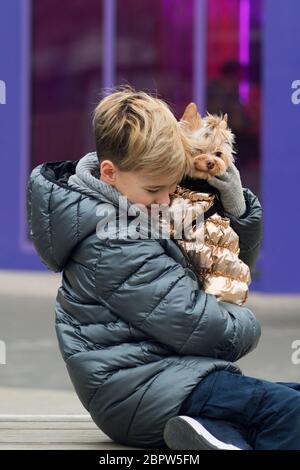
[180,102,202,131]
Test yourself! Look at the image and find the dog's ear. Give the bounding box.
[180,102,202,131]
[217,112,228,129]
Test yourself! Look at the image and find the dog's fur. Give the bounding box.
[180,102,236,180]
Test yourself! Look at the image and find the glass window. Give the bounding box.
[115,0,194,119]
[30,0,103,169]
[30,0,261,196]
[206,0,262,197]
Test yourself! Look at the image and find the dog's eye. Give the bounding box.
[215,152,222,158]
[204,133,210,138]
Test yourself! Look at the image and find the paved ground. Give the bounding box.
[1,270,300,414]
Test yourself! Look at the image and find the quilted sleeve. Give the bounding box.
[95,237,261,360]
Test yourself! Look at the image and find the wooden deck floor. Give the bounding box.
[0,415,142,450]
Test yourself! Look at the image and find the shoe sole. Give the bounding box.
[163,416,241,451]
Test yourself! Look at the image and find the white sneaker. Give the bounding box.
[163,416,242,451]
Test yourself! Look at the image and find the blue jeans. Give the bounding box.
[179,370,300,450]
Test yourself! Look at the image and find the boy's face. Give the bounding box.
[100,160,179,209]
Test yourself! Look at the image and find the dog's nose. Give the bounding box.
[207,160,215,170]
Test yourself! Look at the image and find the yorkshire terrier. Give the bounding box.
[161,103,251,306]
[180,102,236,180]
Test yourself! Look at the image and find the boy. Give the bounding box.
[27,86,300,450]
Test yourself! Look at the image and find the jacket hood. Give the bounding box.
[27,155,117,273]
[27,152,164,272]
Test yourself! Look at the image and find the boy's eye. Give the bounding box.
[146,183,178,194]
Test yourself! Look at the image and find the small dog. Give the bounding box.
[162,102,251,306]
[180,102,236,180]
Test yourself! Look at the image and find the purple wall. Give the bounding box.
[261,0,300,292]
[0,0,207,273]
[0,0,107,271]
[1,0,300,292]
[0,1,44,269]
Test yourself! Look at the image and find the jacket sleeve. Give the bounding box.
[95,237,261,361]
[223,187,263,272]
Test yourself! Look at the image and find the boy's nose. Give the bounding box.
[155,195,170,206]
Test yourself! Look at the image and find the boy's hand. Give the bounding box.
[208,162,247,217]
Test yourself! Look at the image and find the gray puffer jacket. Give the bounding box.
[27,152,262,448]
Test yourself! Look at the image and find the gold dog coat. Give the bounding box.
[163,185,251,306]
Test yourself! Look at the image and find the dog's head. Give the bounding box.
[180,103,236,180]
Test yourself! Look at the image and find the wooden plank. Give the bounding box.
[0,422,98,430]
[0,414,145,450]
[1,429,110,443]
[0,415,144,450]
[0,443,142,450]
[0,414,91,422]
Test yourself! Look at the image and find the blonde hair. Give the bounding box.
[92,85,192,182]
